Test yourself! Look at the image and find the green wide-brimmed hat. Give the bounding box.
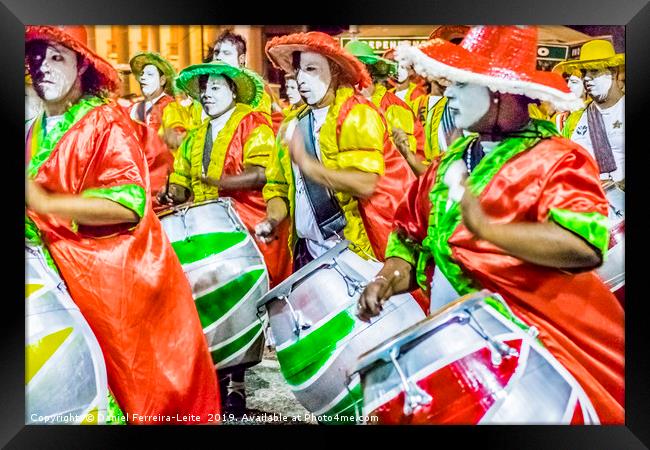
[174,61,264,107]
[343,40,397,78]
[129,52,177,95]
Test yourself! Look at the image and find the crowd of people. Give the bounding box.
[25,24,624,424]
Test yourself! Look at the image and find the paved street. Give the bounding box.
[223,347,318,425]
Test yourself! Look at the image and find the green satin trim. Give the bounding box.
[81,184,146,218]
[385,231,417,266]
[105,390,126,425]
[25,216,60,274]
[418,119,559,293]
[548,208,609,260]
[27,96,106,179]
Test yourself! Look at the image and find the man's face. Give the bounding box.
[214,41,243,67]
[285,79,302,105]
[139,64,164,97]
[27,42,80,103]
[567,74,585,99]
[296,52,332,106]
[445,81,491,130]
[584,68,613,102]
[199,75,235,118]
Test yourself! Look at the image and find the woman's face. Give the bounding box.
[28,42,80,103]
[200,75,235,118]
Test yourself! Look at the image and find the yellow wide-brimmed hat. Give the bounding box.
[553,39,624,75]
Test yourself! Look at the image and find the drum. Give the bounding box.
[352,290,599,425]
[26,243,108,424]
[159,199,269,371]
[597,181,624,302]
[257,240,425,423]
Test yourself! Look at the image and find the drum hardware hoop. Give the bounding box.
[342,375,364,425]
[389,346,433,416]
[465,308,519,366]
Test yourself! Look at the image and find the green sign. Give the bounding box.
[339,37,429,55]
[536,45,569,61]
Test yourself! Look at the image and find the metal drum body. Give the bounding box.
[159,199,269,371]
[26,243,108,424]
[354,291,599,425]
[258,241,425,422]
[597,183,624,300]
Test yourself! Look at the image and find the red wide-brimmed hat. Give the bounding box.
[25,25,119,93]
[265,31,372,89]
[396,25,583,111]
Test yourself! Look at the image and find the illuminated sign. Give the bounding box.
[339,37,429,55]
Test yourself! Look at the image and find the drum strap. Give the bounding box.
[202,122,213,175]
[297,109,347,240]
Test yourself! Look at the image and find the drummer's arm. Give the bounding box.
[203,165,266,191]
[460,151,609,270]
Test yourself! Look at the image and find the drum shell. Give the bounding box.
[264,245,425,420]
[26,244,108,424]
[358,295,598,424]
[159,200,269,371]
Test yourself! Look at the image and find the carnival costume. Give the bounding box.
[391,25,623,422]
[171,61,292,287]
[25,26,220,423]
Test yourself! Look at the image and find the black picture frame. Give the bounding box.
[3,0,648,447]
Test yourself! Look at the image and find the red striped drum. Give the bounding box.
[597,181,624,304]
[26,242,108,424]
[257,240,425,423]
[159,199,269,372]
[352,290,599,424]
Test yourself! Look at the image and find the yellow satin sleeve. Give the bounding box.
[337,104,385,175]
[243,123,275,168]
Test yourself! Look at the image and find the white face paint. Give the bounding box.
[285,79,302,105]
[567,75,585,99]
[139,64,162,97]
[396,62,409,83]
[445,82,491,130]
[296,52,332,106]
[31,43,79,103]
[214,41,242,67]
[200,75,236,118]
[584,69,613,102]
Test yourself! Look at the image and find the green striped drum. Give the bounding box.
[257,241,425,423]
[26,242,108,424]
[159,199,269,371]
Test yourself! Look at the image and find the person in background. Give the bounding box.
[553,39,625,185]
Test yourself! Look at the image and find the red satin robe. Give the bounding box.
[27,101,220,424]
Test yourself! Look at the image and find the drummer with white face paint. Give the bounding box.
[166,60,291,417]
[261,31,401,271]
[359,26,623,423]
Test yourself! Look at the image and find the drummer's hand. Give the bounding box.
[162,183,189,205]
[357,277,393,322]
[255,217,279,244]
[460,180,492,240]
[392,127,412,158]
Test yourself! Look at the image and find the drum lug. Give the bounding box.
[332,263,365,297]
[278,295,312,338]
[389,347,432,416]
[465,309,519,366]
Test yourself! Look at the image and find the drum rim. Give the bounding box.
[156,198,235,218]
[256,239,350,308]
[352,290,498,374]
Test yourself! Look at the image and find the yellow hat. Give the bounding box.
[553,39,624,74]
